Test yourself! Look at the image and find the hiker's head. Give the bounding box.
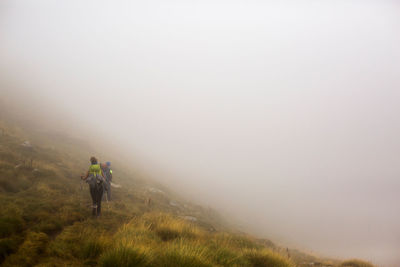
[90,156,97,164]
[106,162,111,167]
[101,163,107,168]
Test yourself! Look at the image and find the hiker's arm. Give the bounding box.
[110,169,113,181]
[81,171,89,180]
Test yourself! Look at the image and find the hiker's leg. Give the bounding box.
[96,184,104,216]
[89,185,97,216]
[89,185,96,204]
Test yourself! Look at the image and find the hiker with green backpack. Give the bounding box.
[81,156,106,217]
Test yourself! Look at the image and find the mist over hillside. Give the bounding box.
[0,95,347,267]
[1,1,400,266]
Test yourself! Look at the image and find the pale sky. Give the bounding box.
[1,1,400,266]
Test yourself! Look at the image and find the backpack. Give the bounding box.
[87,164,106,186]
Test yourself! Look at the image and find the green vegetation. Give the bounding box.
[339,259,375,267]
[0,119,374,266]
[96,213,295,267]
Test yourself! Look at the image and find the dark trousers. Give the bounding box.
[89,182,104,216]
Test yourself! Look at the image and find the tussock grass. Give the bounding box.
[2,231,49,267]
[0,216,24,238]
[340,259,375,267]
[155,241,212,267]
[99,245,151,267]
[243,248,294,267]
[81,234,110,259]
[144,213,202,241]
[94,212,297,267]
[114,224,160,247]
[213,232,263,250]
[48,222,112,262]
[0,236,22,262]
[0,120,375,267]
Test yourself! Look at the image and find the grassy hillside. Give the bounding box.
[0,119,375,267]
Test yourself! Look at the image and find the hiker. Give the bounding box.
[81,156,105,216]
[101,161,113,201]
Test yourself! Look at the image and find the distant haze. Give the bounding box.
[1,1,400,266]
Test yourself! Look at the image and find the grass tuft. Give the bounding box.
[99,245,150,267]
[2,231,49,267]
[155,240,212,267]
[243,249,295,267]
[340,259,375,267]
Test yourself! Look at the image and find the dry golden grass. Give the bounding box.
[93,212,297,267]
[0,120,376,267]
[340,259,375,267]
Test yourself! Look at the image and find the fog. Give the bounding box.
[1,1,400,266]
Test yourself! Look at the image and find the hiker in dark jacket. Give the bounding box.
[81,156,105,216]
[101,162,113,201]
